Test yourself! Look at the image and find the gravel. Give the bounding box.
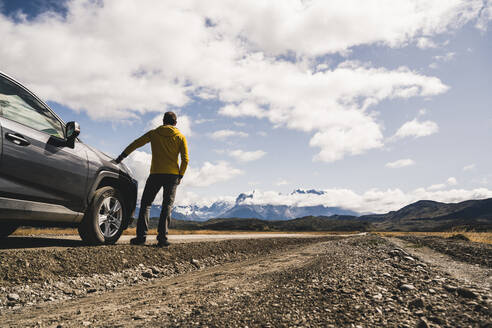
[0,237,338,309]
[397,235,492,267]
[0,234,490,327]
[143,235,491,327]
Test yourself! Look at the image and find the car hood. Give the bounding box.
[84,142,134,178]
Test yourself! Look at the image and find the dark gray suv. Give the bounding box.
[0,71,137,244]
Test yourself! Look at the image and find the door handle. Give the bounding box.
[5,133,30,146]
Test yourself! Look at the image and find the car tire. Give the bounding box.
[78,186,126,245]
[0,222,18,239]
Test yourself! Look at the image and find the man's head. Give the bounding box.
[163,111,177,126]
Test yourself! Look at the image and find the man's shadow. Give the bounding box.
[0,236,86,249]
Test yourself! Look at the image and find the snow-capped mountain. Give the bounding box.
[218,190,358,220]
[172,201,234,221]
[136,189,359,221]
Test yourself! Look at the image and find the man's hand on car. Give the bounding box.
[114,153,126,164]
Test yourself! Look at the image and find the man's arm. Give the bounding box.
[177,135,189,182]
[115,131,152,163]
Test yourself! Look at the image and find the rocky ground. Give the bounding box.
[0,234,490,327]
[397,235,492,267]
[0,237,333,306]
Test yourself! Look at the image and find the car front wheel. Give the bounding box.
[78,186,126,245]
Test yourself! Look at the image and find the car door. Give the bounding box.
[0,74,88,214]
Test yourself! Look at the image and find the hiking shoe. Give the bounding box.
[130,237,146,245]
[157,240,170,247]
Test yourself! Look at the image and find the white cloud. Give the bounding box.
[147,114,193,136]
[177,116,193,137]
[463,164,476,171]
[182,161,243,187]
[147,116,162,130]
[416,37,438,49]
[426,176,458,191]
[309,111,384,162]
[218,60,448,162]
[125,150,242,201]
[198,0,483,57]
[195,118,215,124]
[209,129,248,140]
[213,149,226,154]
[229,149,266,162]
[429,52,456,69]
[219,102,266,118]
[428,183,446,191]
[174,192,235,207]
[447,177,458,185]
[276,179,290,186]
[429,62,439,69]
[124,151,152,199]
[0,0,484,162]
[434,52,456,62]
[476,2,492,31]
[230,186,492,214]
[385,159,415,168]
[196,90,217,100]
[394,119,439,139]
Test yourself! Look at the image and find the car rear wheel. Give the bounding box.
[0,222,18,239]
[78,186,126,245]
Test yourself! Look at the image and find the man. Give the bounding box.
[115,111,188,247]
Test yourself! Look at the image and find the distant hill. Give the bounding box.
[365,198,492,231]
[168,216,373,232]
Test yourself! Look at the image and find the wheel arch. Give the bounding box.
[88,171,137,229]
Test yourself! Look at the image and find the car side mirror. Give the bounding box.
[66,121,80,140]
[65,121,80,148]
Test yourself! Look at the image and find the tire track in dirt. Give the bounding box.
[0,239,331,327]
[387,236,492,291]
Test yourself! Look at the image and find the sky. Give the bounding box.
[1,0,491,214]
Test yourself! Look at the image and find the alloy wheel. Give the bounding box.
[97,196,123,238]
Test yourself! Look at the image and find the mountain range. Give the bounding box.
[140,189,359,221]
[137,191,492,231]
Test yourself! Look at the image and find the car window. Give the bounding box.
[0,76,64,138]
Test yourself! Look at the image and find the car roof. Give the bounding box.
[0,70,22,85]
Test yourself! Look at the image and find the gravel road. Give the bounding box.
[0,234,490,327]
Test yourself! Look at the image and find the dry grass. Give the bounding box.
[122,228,341,235]
[13,227,357,236]
[13,227,491,244]
[376,231,492,244]
[13,228,78,236]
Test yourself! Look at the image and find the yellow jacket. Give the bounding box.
[123,125,189,176]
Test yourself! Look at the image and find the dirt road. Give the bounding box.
[1,233,352,250]
[0,234,490,327]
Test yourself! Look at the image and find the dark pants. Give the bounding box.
[137,174,179,242]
